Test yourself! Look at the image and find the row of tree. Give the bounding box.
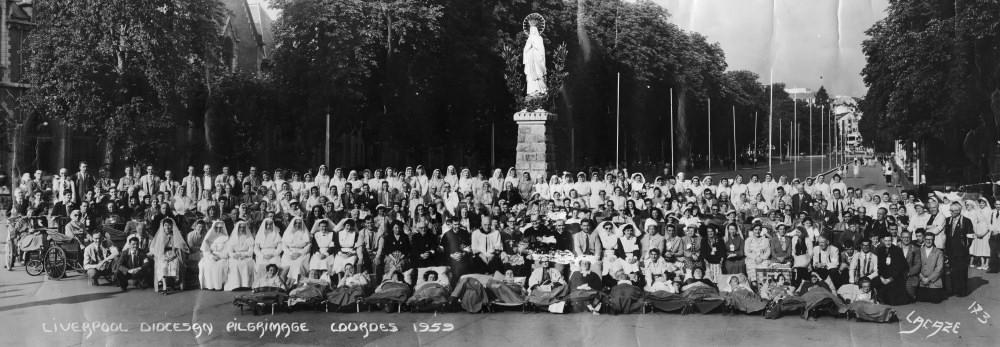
[860,0,1000,184]
[12,0,840,177]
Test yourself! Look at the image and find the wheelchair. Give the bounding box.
[10,216,86,280]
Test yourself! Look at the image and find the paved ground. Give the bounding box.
[1,162,995,347]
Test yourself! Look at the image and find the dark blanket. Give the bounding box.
[848,301,896,323]
[408,283,451,312]
[288,282,328,306]
[526,284,565,307]
[364,282,413,304]
[450,277,487,313]
[488,281,527,305]
[644,291,690,313]
[781,285,847,318]
[326,286,367,310]
[605,284,645,314]
[723,288,769,314]
[681,282,725,313]
[234,288,288,308]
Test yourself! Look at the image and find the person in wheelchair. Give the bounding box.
[83,233,120,286]
[117,236,152,291]
[64,210,89,245]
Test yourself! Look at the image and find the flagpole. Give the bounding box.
[616,72,621,171]
[809,102,813,176]
[821,105,825,172]
[793,98,797,179]
[754,111,758,169]
[768,70,773,173]
[732,105,737,172]
[670,88,675,174]
[708,98,712,171]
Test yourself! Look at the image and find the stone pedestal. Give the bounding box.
[514,109,558,182]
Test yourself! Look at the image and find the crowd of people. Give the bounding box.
[5,159,998,319]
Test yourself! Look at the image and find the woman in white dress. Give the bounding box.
[330,218,364,273]
[309,219,336,276]
[444,165,459,189]
[225,221,255,290]
[254,218,282,275]
[457,168,474,195]
[199,221,229,290]
[412,165,429,195]
[331,168,346,194]
[280,217,312,285]
[970,198,993,269]
[314,165,331,192]
[150,217,189,292]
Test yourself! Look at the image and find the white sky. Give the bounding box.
[656,0,890,97]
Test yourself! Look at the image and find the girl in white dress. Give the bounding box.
[309,219,336,276]
[254,218,282,275]
[330,218,363,273]
[199,221,229,290]
[280,217,312,285]
[225,221,255,290]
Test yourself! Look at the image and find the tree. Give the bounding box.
[860,0,1000,183]
[23,0,224,167]
[269,0,443,167]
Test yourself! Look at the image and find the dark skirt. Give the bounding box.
[723,258,746,275]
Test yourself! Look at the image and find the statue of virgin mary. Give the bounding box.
[523,14,547,97]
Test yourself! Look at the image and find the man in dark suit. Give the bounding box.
[790,187,814,216]
[439,219,472,282]
[900,231,922,299]
[866,207,891,239]
[116,237,151,291]
[875,234,910,305]
[74,162,95,205]
[944,202,972,297]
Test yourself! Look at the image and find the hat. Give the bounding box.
[643,218,659,230]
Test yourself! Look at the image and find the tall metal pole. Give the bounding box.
[809,103,813,176]
[753,111,758,169]
[616,72,621,171]
[732,105,737,172]
[491,122,496,168]
[325,112,331,167]
[708,98,712,171]
[779,119,783,163]
[768,70,773,173]
[670,88,675,173]
[821,105,825,171]
[793,98,797,179]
